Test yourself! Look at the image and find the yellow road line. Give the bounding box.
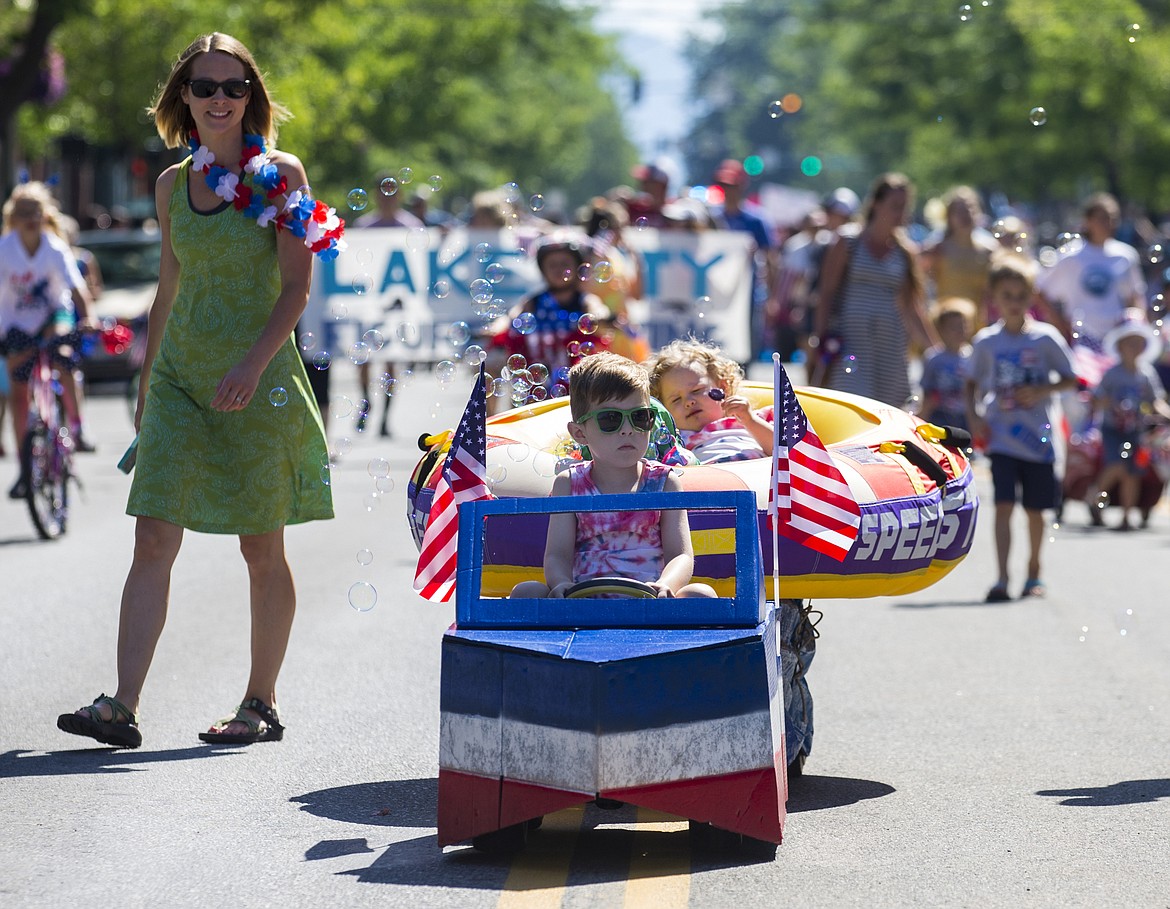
[623,808,691,909]
[498,808,586,908]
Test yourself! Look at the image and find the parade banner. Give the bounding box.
[302,227,755,365]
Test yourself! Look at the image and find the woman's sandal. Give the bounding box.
[198,697,284,745]
[57,694,142,749]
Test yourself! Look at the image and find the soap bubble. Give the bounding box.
[362,329,385,351]
[298,331,316,352]
[448,321,472,346]
[634,217,648,231]
[593,260,614,283]
[579,341,596,356]
[346,188,369,211]
[1028,106,1047,127]
[530,194,545,212]
[485,262,506,283]
[406,227,429,251]
[269,387,288,407]
[490,377,509,397]
[395,323,418,345]
[356,549,374,566]
[380,176,399,196]
[528,363,549,384]
[330,395,355,420]
[428,174,443,192]
[768,100,784,119]
[507,443,531,462]
[436,360,457,384]
[507,354,528,372]
[349,341,370,365]
[578,313,598,335]
[432,279,450,299]
[312,351,332,371]
[331,301,349,320]
[367,457,390,478]
[1127,22,1140,43]
[958,4,973,21]
[474,242,493,263]
[513,312,537,335]
[470,278,493,304]
[464,344,487,365]
[348,581,377,612]
[397,166,414,185]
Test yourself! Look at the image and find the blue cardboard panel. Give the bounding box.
[455,490,764,630]
[445,628,576,658]
[500,648,600,732]
[440,638,502,718]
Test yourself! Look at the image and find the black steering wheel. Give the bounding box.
[564,577,660,599]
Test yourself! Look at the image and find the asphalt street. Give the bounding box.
[2,365,1169,909]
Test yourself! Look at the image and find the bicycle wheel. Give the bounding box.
[22,422,70,540]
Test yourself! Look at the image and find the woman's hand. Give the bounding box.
[211,360,262,412]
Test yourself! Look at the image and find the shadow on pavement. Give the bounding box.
[291,777,438,827]
[294,775,889,888]
[1036,779,1170,806]
[786,774,896,812]
[891,598,1008,609]
[0,746,242,778]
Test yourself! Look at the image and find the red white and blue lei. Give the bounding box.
[188,131,346,261]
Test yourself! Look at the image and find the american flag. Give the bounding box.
[413,365,492,602]
[1070,335,1114,390]
[768,356,861,562]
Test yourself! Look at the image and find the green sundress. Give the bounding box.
[127,157,333,534]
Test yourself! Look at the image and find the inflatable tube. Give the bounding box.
[407,382,979,600]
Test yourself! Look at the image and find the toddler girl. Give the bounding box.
[644,339,773,463]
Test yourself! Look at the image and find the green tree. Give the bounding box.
[685,0,1170,212]
[9,0,636,215]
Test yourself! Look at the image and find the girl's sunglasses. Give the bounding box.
[187,78,251,99]
[577,406,656,433]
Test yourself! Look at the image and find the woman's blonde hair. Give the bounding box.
[149,33,289,148]
[643,338,742,402]
[2,181,65,239]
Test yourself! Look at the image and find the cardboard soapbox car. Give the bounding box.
[438,489,801,855]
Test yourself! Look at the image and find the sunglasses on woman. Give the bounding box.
[576,406,656,433]
[187,78,251,99]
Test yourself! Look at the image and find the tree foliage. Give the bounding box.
[684,0,1170,211]
[5,0,636,211]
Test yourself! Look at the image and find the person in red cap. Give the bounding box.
[710,159,777,361]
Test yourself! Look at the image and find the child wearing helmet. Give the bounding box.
[486,232,612,408]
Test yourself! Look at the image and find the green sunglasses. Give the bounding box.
[576,405,656,433]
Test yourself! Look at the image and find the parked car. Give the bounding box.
[77,228,160,382]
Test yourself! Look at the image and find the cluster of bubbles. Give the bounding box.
[346,167,442,212]
[957,1,991,22]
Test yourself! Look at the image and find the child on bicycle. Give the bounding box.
[511,351,716,599]
[0,182,96,498]
[644,338,774,463]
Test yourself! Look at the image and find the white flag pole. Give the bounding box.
[771,353,783,607]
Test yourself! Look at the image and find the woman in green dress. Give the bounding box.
[57,33,342,749]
